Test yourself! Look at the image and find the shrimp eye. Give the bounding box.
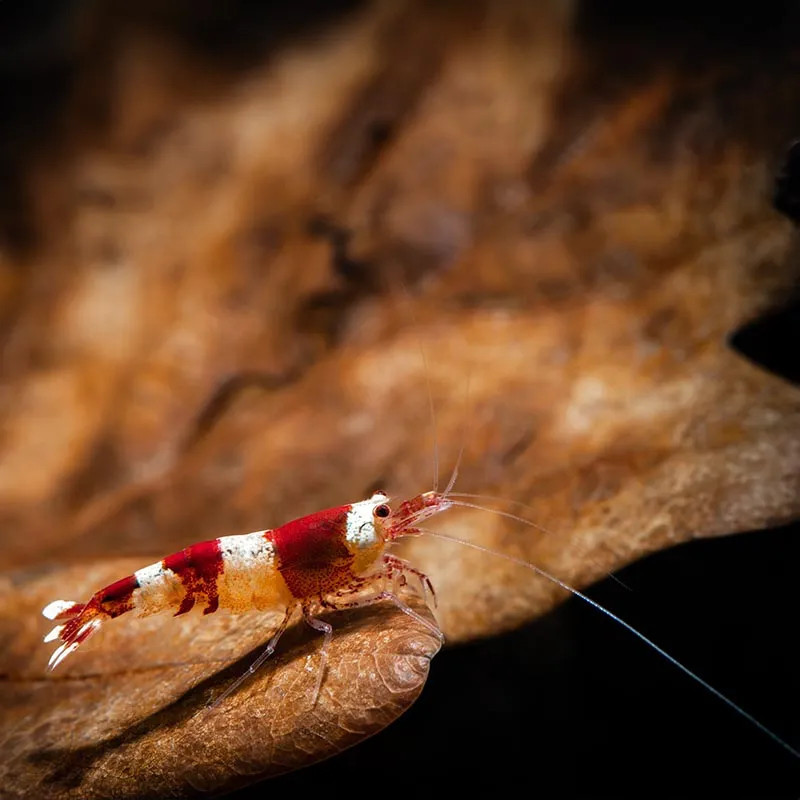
[374,504,391,519]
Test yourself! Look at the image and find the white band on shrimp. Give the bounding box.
[42,600,79,620]
[43,624,66,643]
[345,493,388,549]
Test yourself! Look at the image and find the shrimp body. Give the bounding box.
[42,490,432,670]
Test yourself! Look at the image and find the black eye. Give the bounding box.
[374,504,390,518]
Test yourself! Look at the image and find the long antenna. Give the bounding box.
[419,527,800,761]
[445,495,631,590]
[419,342,440,493]
[442,370,472,499]
[396,278,440,493]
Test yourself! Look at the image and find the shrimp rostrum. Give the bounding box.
[42,490,450,695]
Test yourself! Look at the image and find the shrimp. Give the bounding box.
[41,491,442,695]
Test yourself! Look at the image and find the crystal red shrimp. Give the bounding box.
[41,490,446,678]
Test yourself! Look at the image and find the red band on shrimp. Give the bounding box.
[163,539,225,615]
[97,574,140,617]
[271,506,352,597]
[272,507,350,568]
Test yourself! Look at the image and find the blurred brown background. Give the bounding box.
[2,1,800,796]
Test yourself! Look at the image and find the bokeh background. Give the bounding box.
[2,2,800,796]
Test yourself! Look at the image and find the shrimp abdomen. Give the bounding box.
[41,529,294,669]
